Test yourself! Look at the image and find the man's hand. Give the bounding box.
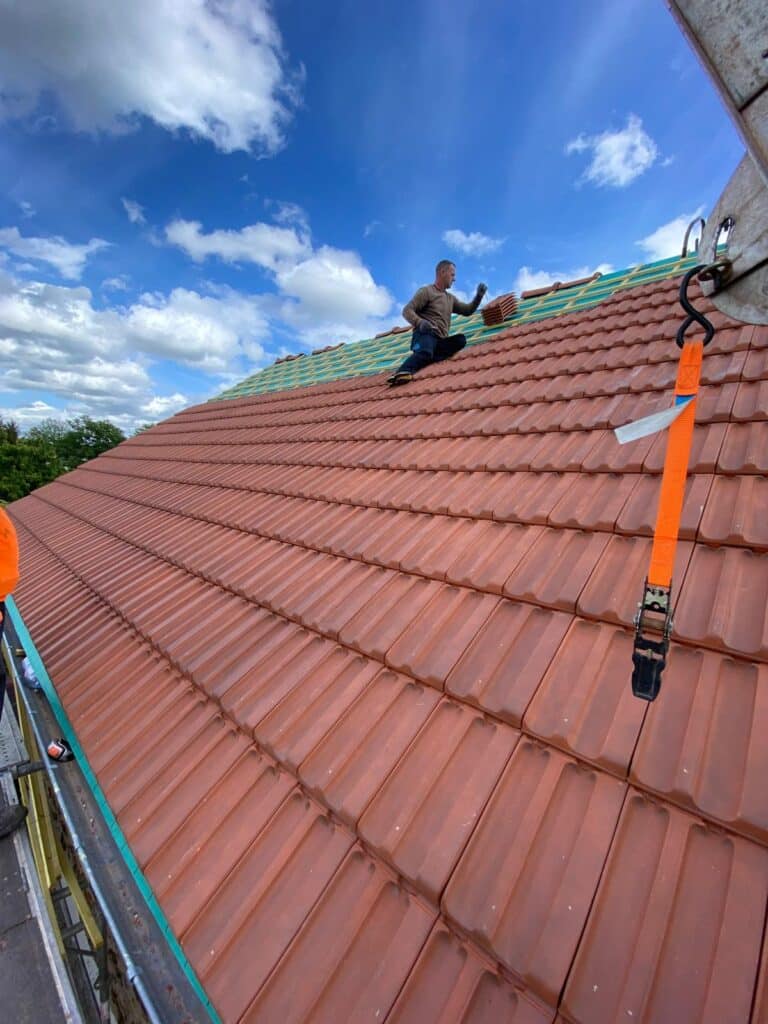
[475,283,488,300]
[417,319,434,334]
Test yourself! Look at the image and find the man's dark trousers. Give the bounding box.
[396,327,467,375]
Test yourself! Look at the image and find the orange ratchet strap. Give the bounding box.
[631,267,715,701]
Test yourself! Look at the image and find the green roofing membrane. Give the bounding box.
[215,252,702,401]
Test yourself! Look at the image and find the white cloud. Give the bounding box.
[364,220,382,238]
[165,219,310,269]
[515,263,614,294]
[0,400,63,429]
[565,114,658,187]
[442,229,505,257]
[167,215,396,345]
[0,226,109,279]
[265,200,309,232]
[0,268,276,428]
[121,197,145,224]
[101,275,130,292]
[636,207,705,262]
[125,286,269,373]
[18,200,35,218]
[0,0,302,154]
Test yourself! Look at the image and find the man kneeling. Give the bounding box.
[388,260,487,386]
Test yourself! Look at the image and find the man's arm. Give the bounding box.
[402,287,430,329]
[452,283,487,316]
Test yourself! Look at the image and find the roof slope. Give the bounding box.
[9,272,768,1024]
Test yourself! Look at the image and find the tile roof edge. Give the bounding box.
[5,595,222,1024]
[211,252,702,403]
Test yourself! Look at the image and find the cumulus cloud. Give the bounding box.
[124,286,269,372]
[0,268,277,428]
[121,197,145,224]
[442,229,505,257]
[167,215,396,345]
[165,219,311,270]
[0,0,302,153]
[515,263,614,294]
[635,207,705,262]
[565,114,658,187]
[0,226,109,279]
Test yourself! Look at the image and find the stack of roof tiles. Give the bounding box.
[480,291,518,327]
[8,269,768,1024]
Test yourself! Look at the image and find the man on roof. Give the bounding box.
[388,260,487,385]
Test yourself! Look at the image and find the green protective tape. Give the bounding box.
[6,596,222,1024]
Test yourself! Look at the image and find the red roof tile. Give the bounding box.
[299,670,440,826]
[446,600,572,725]
[443,740,626,1006]
[561,792,768,1024]
[631,647,768,840]
[359,700,517,902]
[389,923,555,1024]
[9,272,767,1023]
[242,847,434,1023]
[524,619,645,775]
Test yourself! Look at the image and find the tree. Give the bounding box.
[0,415,126,503]
[0,441,60,502]
[0,418,20,445]
[54,416,125,471]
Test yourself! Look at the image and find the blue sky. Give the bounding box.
[0,0,745,431]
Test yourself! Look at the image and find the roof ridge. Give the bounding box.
[214,254,703,402]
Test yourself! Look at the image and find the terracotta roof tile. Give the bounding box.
[503,528,610,611]
[254,646,380,770]
[547,472,639,532]
[443,740,626,1006]
[183,792,353,1022]
[145,749,294,932]
[643,422,728,474]
[673,545,768,659]
[443,521,544,593]
[388,923,555,1024]
[699,475,768,548]
[446,600,572,725]
[359,700,517,902]
[718,421,768,474]
[577,535,694,628]
[524,619,645,775]
[299,670,440,826]
[242,847,434,1024]
[338,572,443,659]
[615,473,712,539]
[386,585,500,687]
[561,792,768,1024]
[630,646,768,841]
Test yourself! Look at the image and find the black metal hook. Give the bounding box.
[676,265,715,348]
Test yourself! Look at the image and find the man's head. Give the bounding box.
[434,260,456,290]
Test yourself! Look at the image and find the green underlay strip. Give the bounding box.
[6,596,222,1024]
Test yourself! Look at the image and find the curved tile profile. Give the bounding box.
[630,646,768,842]
[442,741,626,1007]
[561,792,768,1024]
[524,619,646,776]
[388,924,555,1024]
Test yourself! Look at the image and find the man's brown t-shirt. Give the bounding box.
[402,285,479,338]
